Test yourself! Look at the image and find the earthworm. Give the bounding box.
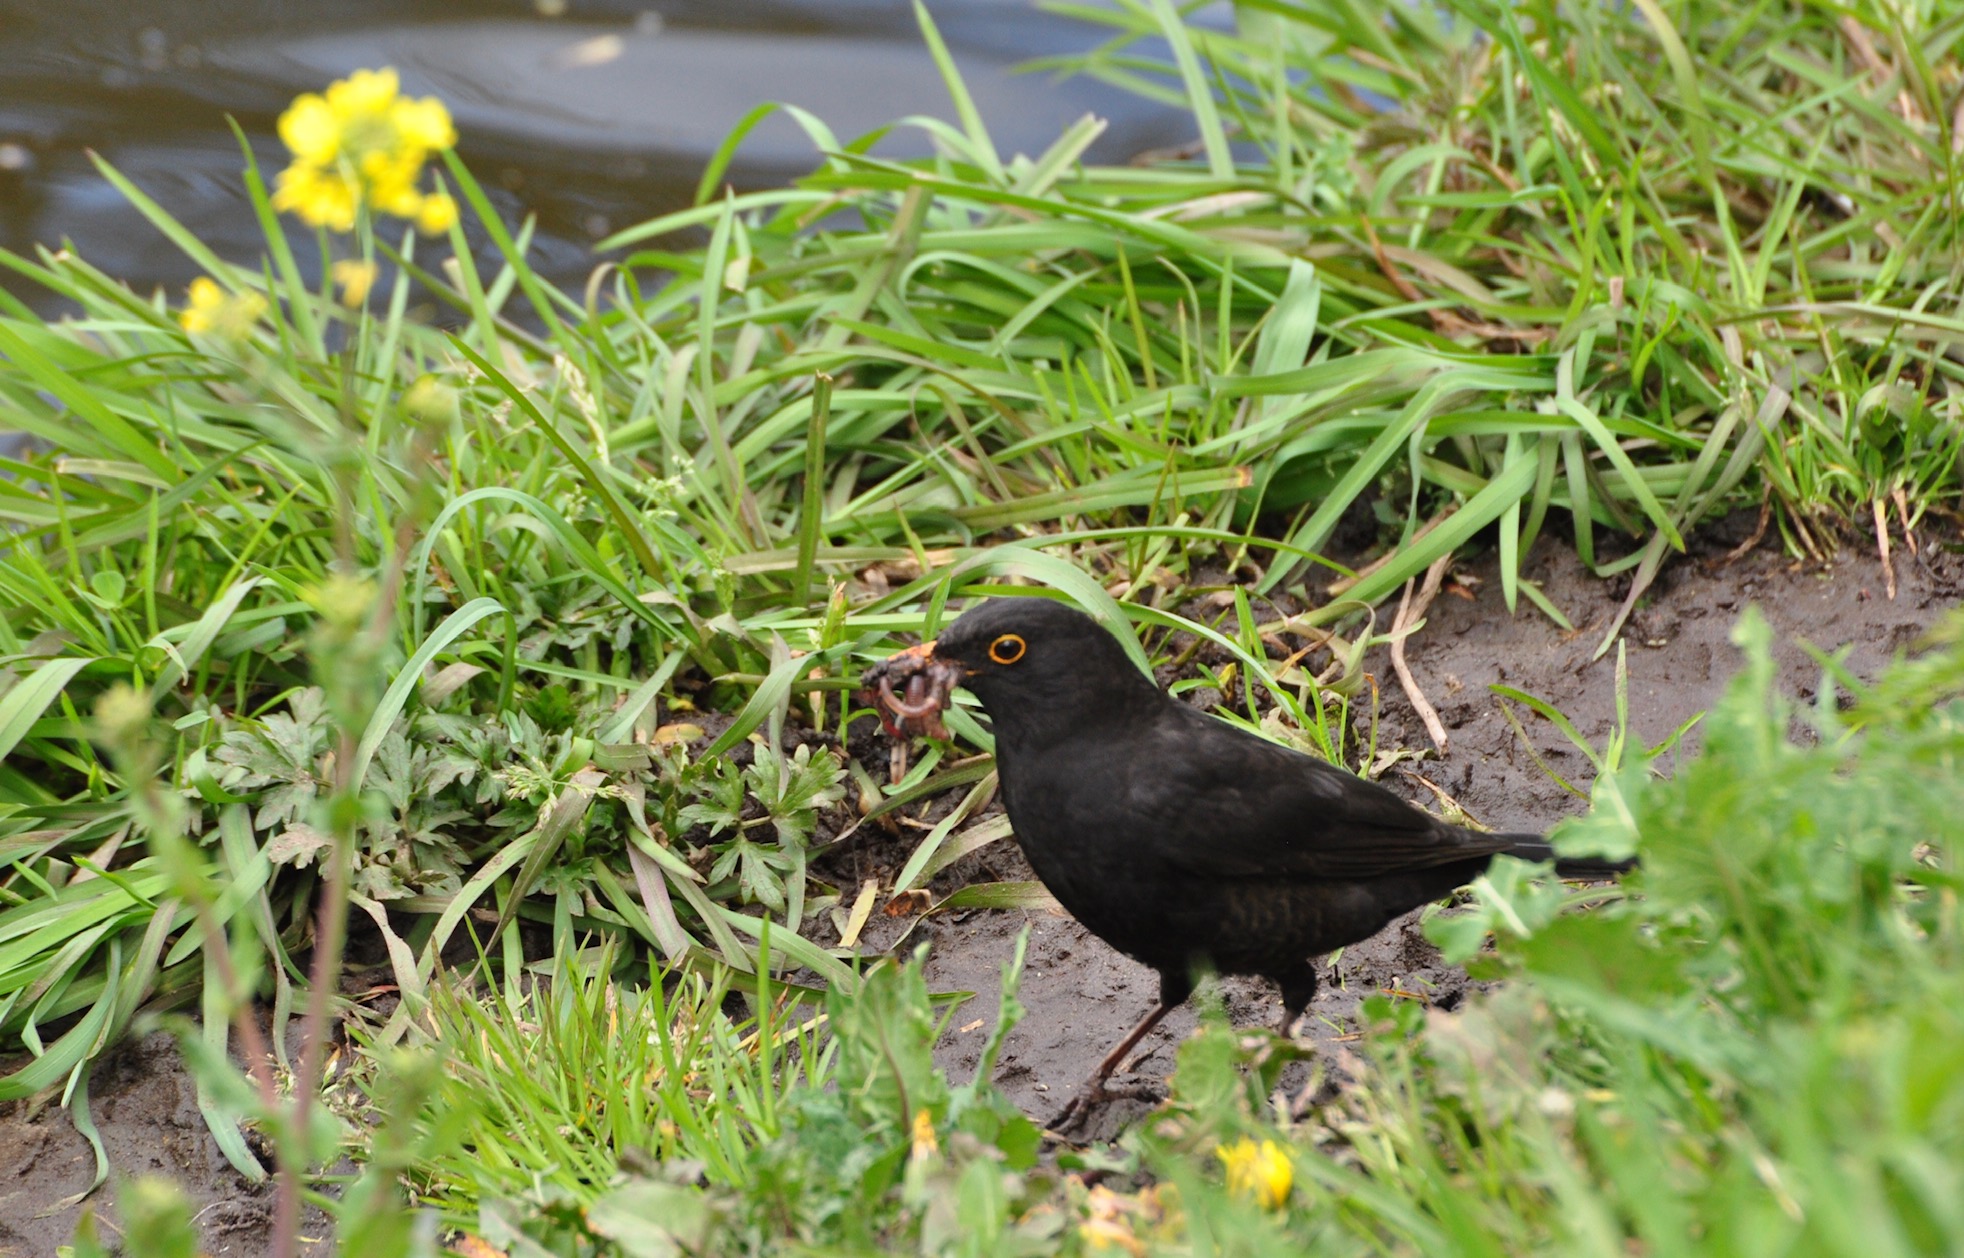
[879,672,943,720]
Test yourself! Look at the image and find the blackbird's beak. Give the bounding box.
[862,640,966,740]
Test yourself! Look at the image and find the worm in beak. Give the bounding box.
[861,642,965,740]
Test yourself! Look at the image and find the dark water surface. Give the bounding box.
[0,0,1195,314]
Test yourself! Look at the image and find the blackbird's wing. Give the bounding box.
[1134,702,1520,880]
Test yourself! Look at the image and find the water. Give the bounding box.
[0,0,1198,315]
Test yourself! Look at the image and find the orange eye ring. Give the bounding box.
[989,634,1027,665]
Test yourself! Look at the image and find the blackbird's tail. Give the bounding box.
[1496,832,1637,879]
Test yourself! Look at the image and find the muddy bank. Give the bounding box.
[0,1032,298,1255]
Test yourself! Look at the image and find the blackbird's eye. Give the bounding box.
[989,633,1027,665]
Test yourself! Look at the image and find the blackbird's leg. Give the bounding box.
[1278,963,1332,1121]
[1046,969,1194,1133]
[1277,963,1319,1036]
[1044,1002,1173,1132]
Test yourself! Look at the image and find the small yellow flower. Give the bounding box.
[271,66,456,235]
[331,259,377,306]
[399,374,459,428]
[393,95,457,151]
[93,682,153,748]
[178,277,266,338]
[908,1107,938,1160]
[277,94,340,165]
[178,277,224,333]
[1215,1138,1293,1210]
[416,190,457,235]
[325,67,402,119]
[301,574,377,629]
[273,162,359,233]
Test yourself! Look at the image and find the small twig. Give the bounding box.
[1839,17,1890,79]
[1362,214,1427,307]
[1894,485,1918,555]
[1785,494,1825,562]
[1388,555,1453,753]
[1719,495,1772,566]
[1873,497,1897,600]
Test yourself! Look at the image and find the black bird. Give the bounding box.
[864,596,1624,1128]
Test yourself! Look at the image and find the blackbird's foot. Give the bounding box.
[1043,1076,1163,1137]
[1043,1080,1106,1135]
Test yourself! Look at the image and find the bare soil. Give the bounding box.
[3,518,1958,1253]
[0,1032,289,1255]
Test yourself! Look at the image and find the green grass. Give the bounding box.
[0,0,1959,1248]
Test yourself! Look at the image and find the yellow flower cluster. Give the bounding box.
[271,68,458,234]
[178,277,266,338]
[1215,1138,1293,1210]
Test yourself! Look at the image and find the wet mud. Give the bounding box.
[0,1033,294,1255]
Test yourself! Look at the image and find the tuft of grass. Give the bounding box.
[356,929,1047,1254]
[375,932,840,1244]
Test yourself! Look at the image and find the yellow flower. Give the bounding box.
[393,95,457,151]
[324,67,402,120]
[277,94,340,165]
[331,259,377,306]
[416,191,457,235]
[178,277,224,332]
[271,66,456,235]
[273,161,358,233]
[178,277,266,338]
[399,374,459,428]
[908,1107,938,1160]
[374,181,426,224]
[1215,1138,1293,1210]
[301,574,377,629]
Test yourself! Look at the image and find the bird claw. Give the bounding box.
[1042,1082,1107,1136]
[861,646,964,740]
[1042,1077,1162,1138]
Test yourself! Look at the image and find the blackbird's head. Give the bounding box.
[863,597,1159,745]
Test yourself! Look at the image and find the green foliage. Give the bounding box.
[5,0,1955,1112]
[677,740,844,914]
[375,934,835,1245]
[0,0,1958,1247]
[371,931,1053,1255]
[709,935,1050,1254]
[1371,606,1964,1255]
[68,1178,202,1258]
